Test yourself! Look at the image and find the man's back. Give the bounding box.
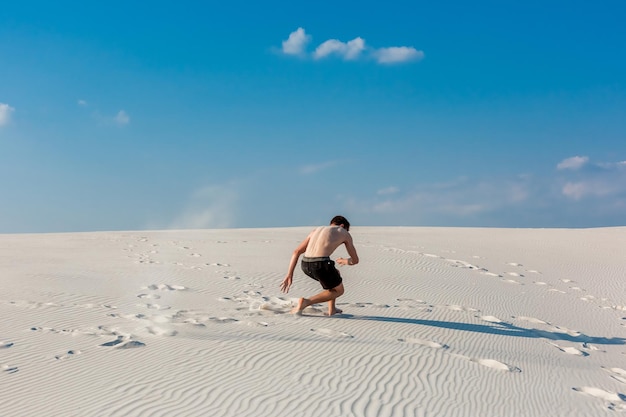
[304,226,348,257]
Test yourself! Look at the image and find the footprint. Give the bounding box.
[143,304,171,311]
[100,336,125,347]
[448,259,480,270]
[602,367,626,384]
[145,284,186,291]
[310,328,353,338]
[55,350,82,360]
[184,319,207,327]
[551,325,581,337]
[347,302,374,308]
[116,341,146,349]
[223,275,241,280]
[452,353,521,372]
[446,305,479,312]
[0,341,14,349]
[573,387,626,408]
[480,315,503,323]
[473,358,522,372]
[548,342,589,356]
[514,316,549,325]
[1,364,18,374]
[237,320,269,328]
[398,337,448,349]
[582,343,602,352]
[146,326,178,337]
[254,302,290,313]
[100,336,146,349]
[137,294,161,299]
[208,317,239,324]
[507,262,523,267]
[397,298,427,303]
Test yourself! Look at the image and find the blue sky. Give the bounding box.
[1,1,625,233]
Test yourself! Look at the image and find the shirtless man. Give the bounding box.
[280,215,359,316]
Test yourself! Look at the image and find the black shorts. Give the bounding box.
[301,257,342,290]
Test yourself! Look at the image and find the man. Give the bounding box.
[280,215,359,316]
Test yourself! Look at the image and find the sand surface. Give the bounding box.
[1,227,625,417]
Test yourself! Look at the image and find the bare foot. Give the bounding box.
[326,308,343,316]
[290,297,310,315]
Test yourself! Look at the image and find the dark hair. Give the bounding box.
[330,215,350,231]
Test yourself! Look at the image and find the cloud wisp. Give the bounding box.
[78,99,130,127]
[557,156,589,170]
[90,109,131,127]
[314,37,366,61]
[557,155,626,201]
[0,103,15,127]
[281,27,311,56]
[373,46,425,64]
[170,184,239,229]
[280,28,423,64]
[115,110,130,126]
[337,156,626,227]
[299,160,340,175]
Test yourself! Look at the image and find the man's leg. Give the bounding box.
[291,283,345,315]
[327,298,343,316]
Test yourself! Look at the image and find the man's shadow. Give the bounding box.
[339,314,626,345]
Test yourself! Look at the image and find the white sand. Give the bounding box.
[1,227,625,417]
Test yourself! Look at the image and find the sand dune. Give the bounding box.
[1,227,625,416]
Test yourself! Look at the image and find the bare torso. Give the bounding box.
[304,226,348,257]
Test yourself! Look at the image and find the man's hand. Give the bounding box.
[280,275,293,293]
[336,257,350,266]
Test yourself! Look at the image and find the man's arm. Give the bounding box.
[280,234,310,293]
[336,233,359,266]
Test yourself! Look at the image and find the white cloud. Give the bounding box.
[78,99,88,107]
[115,110,130,126]
[170,184,238,229]
[561,180,617,200]
[282,27,311,56]
[598,160,626,170]
[557,156,589,170]
[0,103,15,126]
[377,186,399,195]
[279,28,423,65]
[314,37,366,60]
[558,157,626,201]
[561,182,587,200]
[373,46,424,64]
[342,175,539,225]
[299,160,339,175]
[337,156,626,226]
